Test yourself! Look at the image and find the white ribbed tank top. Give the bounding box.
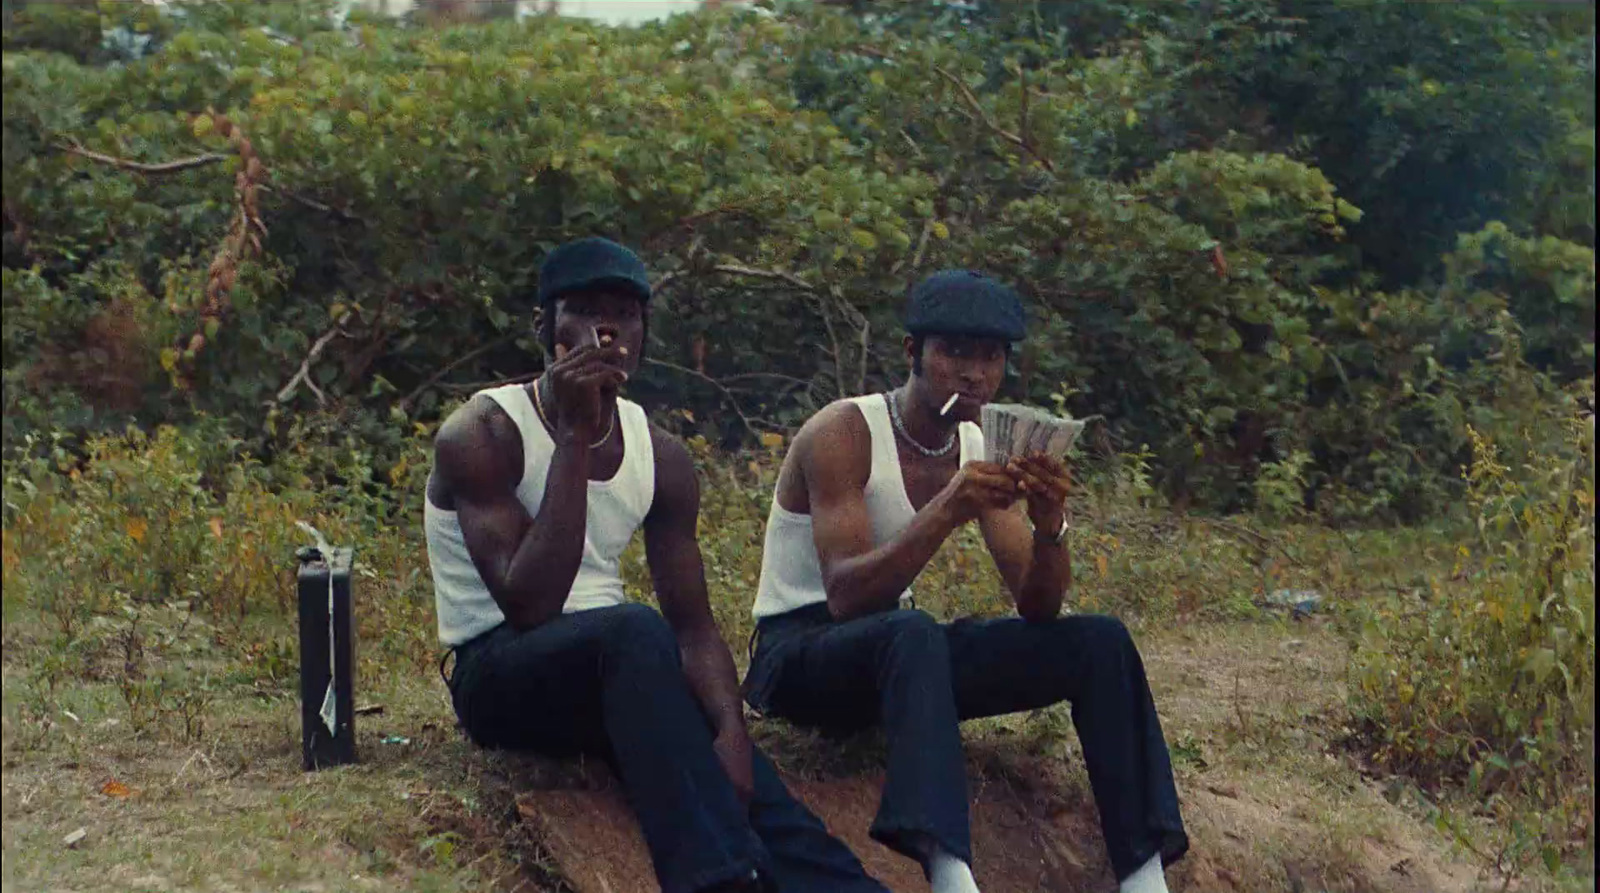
[426,383,655,646]
[751,393,984,619]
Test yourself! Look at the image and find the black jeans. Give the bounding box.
[743,603,1189,881]
[449,603,887,893]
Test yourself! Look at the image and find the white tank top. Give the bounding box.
[426,383,656,646]
[751,393,984,619]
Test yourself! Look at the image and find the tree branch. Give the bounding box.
[272,327,346,407]
[59,141,228,175]
[910,216,935,271]
[707,263,815,291]
[642,357,766,443]
[930,64,1056,173]
[441,371,540,392]
[857,317,871,395]
[1019,63,1033,157]
[258,183,367,225]
[397,333,518,412]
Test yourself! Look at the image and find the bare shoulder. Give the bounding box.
[793,400,870,469]
[643,422,700,528]
[432,393,523,500]
[649,425,696,482]
[775,399,872,512]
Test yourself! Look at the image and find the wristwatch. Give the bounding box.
[1033,514,1070,546]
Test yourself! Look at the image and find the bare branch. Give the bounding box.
[930,64,1056,173]
[258,183,367,225]
[642,357,766,444]
[397,333,518,412]
[1019,64,1032,156]
[719,371,814,387]
[707,263,815,291]
[910,216,935,271]
[656,263,818,294]
[272,327,346,407]
[441,371,540,392]
[652,269,691,293]
[857,317,871,395]
[59,142,228,175]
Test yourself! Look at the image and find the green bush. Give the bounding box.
[1348,411,1596,874]
[2,1,1591,519]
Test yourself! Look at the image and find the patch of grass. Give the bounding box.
[1347,422,1596,882]
[1,660,568,892]
[3,421,1594,890]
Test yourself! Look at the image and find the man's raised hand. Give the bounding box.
[547,342,629,441]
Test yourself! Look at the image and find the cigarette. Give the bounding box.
[940,394,959,416]
[590,327,602,347]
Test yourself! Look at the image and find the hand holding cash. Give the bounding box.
[980,403,1087,465]
[981,403,1083,533]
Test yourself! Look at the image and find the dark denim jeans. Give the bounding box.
[743,603,1189,881]
[449,603,887,893]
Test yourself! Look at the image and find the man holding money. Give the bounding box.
[742,270,1188,893]
[427,237,888,893]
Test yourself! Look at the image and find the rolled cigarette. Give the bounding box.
[590,327,603,347]
[940,393,960,416]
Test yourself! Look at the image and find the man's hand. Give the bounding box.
[547,342,629,440]
[938,460,1021,527]
[1007,452,1071,533]
[711,723,755,807]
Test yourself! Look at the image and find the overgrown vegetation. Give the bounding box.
[3,0,1593,517]
[1348,410,1595,879]
[2,0,1595,889]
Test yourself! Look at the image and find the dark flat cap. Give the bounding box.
[537,237,651,306]
[905,269,1026,341]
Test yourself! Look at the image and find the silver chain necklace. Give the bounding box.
[885,390,957,458]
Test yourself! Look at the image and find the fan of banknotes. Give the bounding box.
[980,403,1088,465]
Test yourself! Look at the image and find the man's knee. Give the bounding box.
[1067,613,1137,657]
[598,602,680,666]
[879,609,948,662]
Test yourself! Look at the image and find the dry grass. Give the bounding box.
[1,660,571,893]
[5,598,1594,892]
[2,433,1592,891]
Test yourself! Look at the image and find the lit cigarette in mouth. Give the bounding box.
[940,394,960,417]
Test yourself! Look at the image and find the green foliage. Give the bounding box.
[1348,417,1596,877]
[1444,222,1596,381]
[1,0,1592,521]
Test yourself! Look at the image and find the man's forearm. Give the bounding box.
[500,436,592,628]
[824,504,956,621]
[1016,537,1071,621]
[676,625,747,734]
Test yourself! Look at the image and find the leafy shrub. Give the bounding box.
[1348,411,1596,874]
[2,1,1591,519]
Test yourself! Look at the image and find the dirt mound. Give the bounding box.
[509,626,1501,893]
[516,759,1114,893]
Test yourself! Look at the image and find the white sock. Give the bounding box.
[925,845,980,893]
[1120,853,1168,893]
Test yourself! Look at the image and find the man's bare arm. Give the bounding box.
[644,430,753,801]
[979,454,1073,621]
[645,431,744,734]
[803,404,1017,621]
[978,504,1071,621]
[433,397,593,630]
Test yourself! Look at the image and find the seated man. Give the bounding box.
[426,237,887,893]
[742,271,1188,893]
